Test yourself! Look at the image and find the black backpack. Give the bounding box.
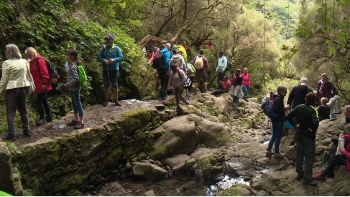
[226,61,232,71]
[45,60,58,83]
[153,51,164,69]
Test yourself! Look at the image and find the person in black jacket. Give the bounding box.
[287,77,313,109]
[286,92,319,187]
[317,97,330,121]
[266,86,289,158]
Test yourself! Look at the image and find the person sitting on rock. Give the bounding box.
[313,124,350,181]
[317,97,330,121]
[327,94,341,118]
[211,76,231,96]
[285,92,319,186]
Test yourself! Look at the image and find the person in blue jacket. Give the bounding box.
[158,43,171,100]
[97,35,124,106]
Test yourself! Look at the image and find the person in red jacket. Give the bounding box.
[241,67,251,102]
[25,47,53,126]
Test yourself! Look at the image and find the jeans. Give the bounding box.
[6,87,30,136]
[36,92,52,119]
[217,72,225,89]
[70,88,84,117]
[296,135,315,182]
[267,121,284,153]
[233,96,240,105]
[157,68,169,98]
[321,155,346,176]
[243,86,248,98]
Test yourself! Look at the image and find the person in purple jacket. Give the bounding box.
[317,73,337,104]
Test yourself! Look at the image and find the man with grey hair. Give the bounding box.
[0,44,32,140]
[287,77,313,109]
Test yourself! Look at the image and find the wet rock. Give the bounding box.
[164,154,191,169]
[144,189,155,196]
[130,162,167,181]
[96,182,131,196]
[216,184,254,196]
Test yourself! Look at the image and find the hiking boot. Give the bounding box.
[266,151,274,157]
[3,134,16,141]
[23,130,32,137]
[296,172,304,180]
[115,101,122,106]
[327,171,335,178]
[274,152,286,158]
[243,97,248,102]
[313,174,326,181]
[74,121,84,129]
[102,99,109,107]
[45,116,53,122]
[36,119,46,126]
[66,119,78,126]
[303,180,317,186]
[162,95,168,100]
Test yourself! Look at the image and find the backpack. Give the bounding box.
[194,56,204,70]
[226,61,232,71]
[265,95,280,121]
[153,51,165,69]
[77,65,88,87]
[186,63,195,74]
[36,59,58,83]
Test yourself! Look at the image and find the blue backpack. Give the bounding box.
[263,95,280,121]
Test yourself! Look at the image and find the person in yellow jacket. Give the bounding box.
[176,41,188,63]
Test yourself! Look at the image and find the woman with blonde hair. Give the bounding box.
[241,67,251,102]
[25,47,53,126]
[0,44,32,140]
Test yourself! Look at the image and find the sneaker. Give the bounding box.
[303,180,317,186]
[23,131,32,137]
[115,101,122,106]
[313,174,326,181]
[3,134,16,141]
[36,119,46,126]
[74,121,84,129]
[162,95,168,100]
[66,119,78,126]
[45,116,53,122]
[266,151,274,157]
[274,152,286,158]
[296,172,304,180]
[102,99,109,107]
[243,98,249,102]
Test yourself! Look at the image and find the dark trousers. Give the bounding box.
[296,135,315,182]
[217,72,225,89]
[188,77,194,93]
[321,155,346,176]
[6,87,30,136]
[36,92,52,119]
[157,68,169,98]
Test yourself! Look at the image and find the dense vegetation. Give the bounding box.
[0,0,349,131]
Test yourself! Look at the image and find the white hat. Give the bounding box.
[300,77,308,86]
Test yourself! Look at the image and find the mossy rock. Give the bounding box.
[102,146,123,167]
[51,167,92,193]
[118,109,152,135]
[217,184,253,196]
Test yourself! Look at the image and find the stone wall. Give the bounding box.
[11,108,162,195]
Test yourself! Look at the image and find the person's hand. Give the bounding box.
[104,60,109,65]
[285,105,290,110]
[340,134,344,138]
[294,124,300,129]
[166,71,170,76]
[338,145,344,152]
[108,58,114,63]
[42,84,47,91]
[27,58,33,63]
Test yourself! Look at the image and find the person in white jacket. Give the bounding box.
[327,95,341,118]
[169,63,190,108]
[216,51,227,89]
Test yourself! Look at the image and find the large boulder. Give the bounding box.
[130,162,167,181]
[0,142,15,195]
[333,166,350,195]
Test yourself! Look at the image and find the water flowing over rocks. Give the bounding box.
[0,93,349,195]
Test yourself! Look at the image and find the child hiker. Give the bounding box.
[58,49,84,129]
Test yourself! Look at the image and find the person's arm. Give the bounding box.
[247,74,251,87]
[310,108,319,133]
[37,58,50,84]
[179,70,186,85]
[149,50,158,63]
[64,64,79,89]
[287,87,294,106]
[164,51,171,71]
[97,48,106,63]
[272,97,285,114]
[330,82,338,95]
[317,82,320,99]
[222,57,227,71]
[0,62,10,93]
[286,106,299,126]
[204,57,209,71]
[113,46,124,63]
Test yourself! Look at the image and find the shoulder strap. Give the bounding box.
[309,105,319,120]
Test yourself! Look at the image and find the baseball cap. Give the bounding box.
[104,35,114,40]
[300,77,308,86]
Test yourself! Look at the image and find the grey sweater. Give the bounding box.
[64,62,80,91]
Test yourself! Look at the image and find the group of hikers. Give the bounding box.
[0,35,124,140]
[262,76,350,186]
[146,41,251,110]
